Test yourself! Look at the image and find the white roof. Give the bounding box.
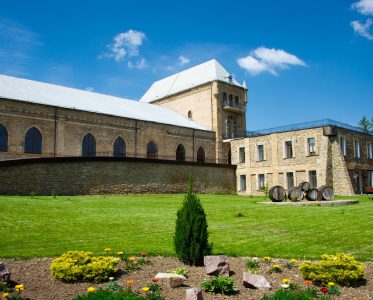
[140,59,242,103]
[0,74,209,131]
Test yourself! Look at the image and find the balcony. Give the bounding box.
[223,100,245,113]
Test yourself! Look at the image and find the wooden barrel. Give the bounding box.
[269,186,286,202]
[298,181,311,192]
[318,185,335,200]
[287,187,304,202]
[306,188,322,201]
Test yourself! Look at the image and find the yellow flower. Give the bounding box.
[129,256,135,261]
[263,256,271,262]
[127,279,135,285]
[87,287,95,293]
[290,258,297,263]
[15,284,24,292]
[272,264,280,268]
[327,282,335,287]
[282,278,291,284]
[104,248,112,253]
[117,251,124,255]
[2,292,9,298]
[142,286,150,292]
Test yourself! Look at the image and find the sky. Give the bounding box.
[0,0,372,131]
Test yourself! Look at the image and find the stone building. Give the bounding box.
[231,120,373,196]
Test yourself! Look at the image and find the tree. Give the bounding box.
[358,116,372,133]
[174,174,212,266]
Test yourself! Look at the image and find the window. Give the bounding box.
[222,92,227,104]
[340,137,347,156]
[197,147,205,163]
[146,141,158,159]
[307,138,316,155]
[0,124,8,152]
[229,94,233,106]
[240,175,246,191]
[176,144,185,161]
[113,137,126,157]
[258,174,265,190]
[187,110,192,120]
[25,127,42,154]
[234,96,239,105]
[369,171,373,188]
[239,147,245,163]
[82,133,96,157]
[257,145,264,161]
[367,142,372,159]
[285,141,293,158]
[286,172,294,190]
[309,170,317,188]
[354,140,360,159]
[227,148,232,165]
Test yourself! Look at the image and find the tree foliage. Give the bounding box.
[358,116,372,134]
[174,174,212,266]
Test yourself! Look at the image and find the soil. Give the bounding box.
[2,257,373,300]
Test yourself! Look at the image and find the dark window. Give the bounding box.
[258,174,265,189]
[240,175,246,191]
[235,96,239,105]
[239,147,245,163]
[227,148,232,165]
[309,170,317,188]
[25,127,42,154]
[285,141,293,158]
[113,137,126,157]
[197,147,205,163]
[176,144,185,161]
[307,137,316,155]
[82,133,96,157]
[223,92,227,104]
[147,141,158,159]
[257,145,264,161]
[286,172,294,190]
[229,94,233,106]
[0,124,8,152]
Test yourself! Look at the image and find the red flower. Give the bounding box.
[141,252,147,257]
[320,287,329,294]
[151,278,158,283]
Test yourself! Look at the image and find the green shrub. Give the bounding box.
[174,175,212,266]
[299,253,365,286]
[261,287,321,300]
[50,250,120,282]
[245,259,260,273]
[200,276,238,294]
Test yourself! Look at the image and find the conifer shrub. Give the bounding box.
[50,250,120,282]
[174,175,212,266]
[299,253,365,286]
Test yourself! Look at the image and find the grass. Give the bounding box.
[0,194,372,260]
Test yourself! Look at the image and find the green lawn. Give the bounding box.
[0,194,372,261]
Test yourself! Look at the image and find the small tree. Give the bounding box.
[174,174,212,266]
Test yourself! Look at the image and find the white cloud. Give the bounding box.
[101,29,146,62]
[127,58,148,69]
[178,55,190,66]
[352,0,373,15]
[237,47,306,76]
[351,19,373,40]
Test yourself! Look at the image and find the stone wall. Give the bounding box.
[0,157,236,195]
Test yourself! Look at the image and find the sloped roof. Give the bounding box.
[0,74,209,131]
[140,59,243,103]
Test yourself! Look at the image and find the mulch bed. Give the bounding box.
[2,257,373,300]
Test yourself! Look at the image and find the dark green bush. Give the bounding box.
[174,175,212,266]
[299,253,365,286]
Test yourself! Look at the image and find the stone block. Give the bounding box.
[155,272,186,288]
[243,272,271,289]
[204,255,229,276]
[186,288,203,300]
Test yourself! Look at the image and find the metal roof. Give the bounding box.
[140,59,243,103]
[0,74,209,131]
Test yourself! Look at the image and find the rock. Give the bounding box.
[186,288,203,300]
[243,272,271,289]
[0,262,11,282]
[155,272,186,288]
[204,255,229,276]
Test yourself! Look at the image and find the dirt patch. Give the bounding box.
[2,257,372,300]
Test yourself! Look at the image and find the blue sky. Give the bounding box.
[1,0,372,130]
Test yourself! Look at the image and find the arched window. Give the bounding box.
[235,96,239,105]
[187,110,192,120]
[197,146,205,163]
[0,124,8,152]
[113,137,126,157]
[82,133,96,157]
[25,127,42,154]
[176,144,185,161]
[229,94,233,106]
[223,92,227,105]
[147,141,158,159]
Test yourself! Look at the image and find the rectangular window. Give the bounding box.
[367,142,372,159]
[257,145,264,161]
[286,172,294,190]
[307,138,316,155]
[258,174,265,190]
[354,140,360,159]
[239,147,245,163]
[309,170,317,188]
[340,137,347,156]
[240,175,246,191]
[285,141,293,158]
[368,171,373,188]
